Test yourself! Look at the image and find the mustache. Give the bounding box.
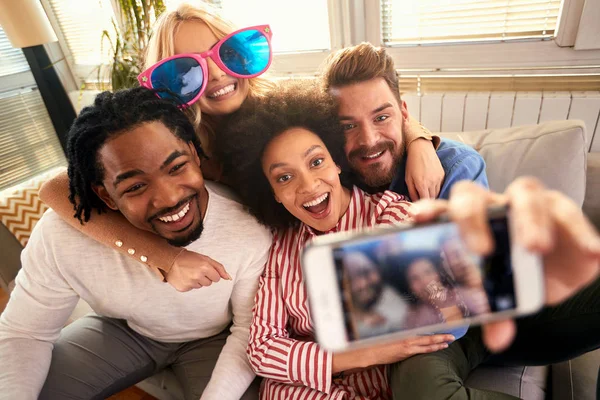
[147,194,196,222]
[348,141,395,160]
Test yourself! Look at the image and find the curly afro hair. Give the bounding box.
[215,79,351,230]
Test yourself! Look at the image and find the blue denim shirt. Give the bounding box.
[389,139,489,340]
[389,138,489,200]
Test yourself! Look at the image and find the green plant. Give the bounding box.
[99,0,166,90]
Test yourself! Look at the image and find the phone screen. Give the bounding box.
[332,216,516,341]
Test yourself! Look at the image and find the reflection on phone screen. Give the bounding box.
[332,217,515,341]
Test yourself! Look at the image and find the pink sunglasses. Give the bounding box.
[138,24,273,107]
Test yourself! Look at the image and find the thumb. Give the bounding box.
[482,320,516,353]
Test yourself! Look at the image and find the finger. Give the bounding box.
[482,320,516,353]
[547,190,600,257]
[198,277,213,287]
[417,184,432,200]
[427,184,437,200]
[173,283,195,292]
[184,281,203,291]
[448,182,495,255]
[411,334,455,346]
[208,259,232,280]
[408,179,420,202]
[411,199,449,223]
[543,192,600,304]
[433,183,442,199]
[419,342,450,353]
[506,178,554,253]
[202,267,221,283]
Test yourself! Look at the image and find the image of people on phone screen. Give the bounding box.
[337,222,515,340]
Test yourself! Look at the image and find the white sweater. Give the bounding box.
[0,183,272,400]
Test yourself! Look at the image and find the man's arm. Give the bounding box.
[0,219,79,400]
[438,151,489,200]
[199,248,269,399]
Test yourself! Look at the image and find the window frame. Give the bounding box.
[363,0,600,76]
[40,0,600,81]
[40,0,110,84]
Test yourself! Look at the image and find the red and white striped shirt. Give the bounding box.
[247,186,413,400]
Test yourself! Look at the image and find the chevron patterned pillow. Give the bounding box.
[0,167,66,248]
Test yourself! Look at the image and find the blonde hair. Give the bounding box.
[144,2,274,149]
[321,42,401,104]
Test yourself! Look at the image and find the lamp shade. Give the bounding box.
[0,0,58,48]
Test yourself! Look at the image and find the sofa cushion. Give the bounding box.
[583,153,600,229]
[0,167,65,247]
[0,167,66,289]
[440,120,587,206]
[466,365,547,399]
[551,349,600,400]
[0,223,22,291]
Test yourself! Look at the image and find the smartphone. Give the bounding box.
[301,207,545,351]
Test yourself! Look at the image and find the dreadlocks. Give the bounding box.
[66,87,203,224]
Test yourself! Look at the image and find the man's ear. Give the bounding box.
[400,100,410,120]
[336,164,342,174]
[188,142,201,167]
[92,184,118,211]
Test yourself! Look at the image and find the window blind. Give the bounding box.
[0,88,66,191]
[0,27,30,77]
[382,0,563,46]
[397,74,600,94]
[46,0,116,77]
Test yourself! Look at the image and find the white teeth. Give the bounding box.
[365,151,383,159]
[208,84,235,98]
[303,193,329,208]
[159,202,190,223]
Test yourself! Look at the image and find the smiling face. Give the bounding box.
[344,252,384,311]
[406,258,443,304]
[334,78,410,188]
[261,127,352,232]
[93,121,208,246]
[174,20,250,116]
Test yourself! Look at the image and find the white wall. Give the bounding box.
[403,91,600,152]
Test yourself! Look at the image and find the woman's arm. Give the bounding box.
[404,115,445,200]
[247,237,334,394]
[247,233,452,390]
[404,115,441,150]
[332,333,452,374]
[38,171,183,279]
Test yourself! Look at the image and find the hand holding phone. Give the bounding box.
[412,178,600,352]
[303,202,543,351]
[303,177,599,354]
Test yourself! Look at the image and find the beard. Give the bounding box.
[355,279,385,311]
[166,219,204,247]
[148,194,205,247]
[348,141,404,188]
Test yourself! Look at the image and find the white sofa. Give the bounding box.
[0,119,598,399]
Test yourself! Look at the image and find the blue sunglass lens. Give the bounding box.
[219,29,270,76]
[151,57,204,103]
